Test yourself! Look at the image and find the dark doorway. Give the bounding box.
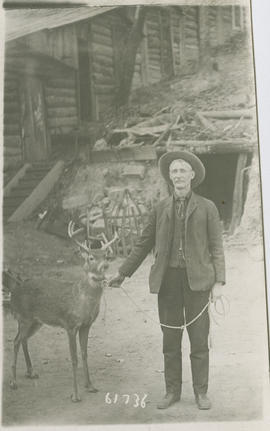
[20,75,51,162]
[196,153,238,230]
[78,38,92,121]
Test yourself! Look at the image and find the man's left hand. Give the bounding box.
[211,282,224,302]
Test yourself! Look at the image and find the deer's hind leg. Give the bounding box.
[10,320,42,389]
[10,326,21,389]
[79,325,98,393]
[23,321,42,379]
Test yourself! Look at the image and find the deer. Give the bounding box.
[4,223,118,402]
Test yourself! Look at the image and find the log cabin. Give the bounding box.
[3,4,247,169]
[3,3,252,230]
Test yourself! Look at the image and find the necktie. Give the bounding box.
[176,198,186,265]
[176,198,185,219]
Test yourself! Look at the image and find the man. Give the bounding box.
[109,151,225,410]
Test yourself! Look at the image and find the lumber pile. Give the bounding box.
[92,106,257,154]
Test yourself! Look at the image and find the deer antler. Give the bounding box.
[68,220,90,253]
[68,220,117,253]
[101,231,119,251]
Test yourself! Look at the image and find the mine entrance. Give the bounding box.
[196,153,251,231]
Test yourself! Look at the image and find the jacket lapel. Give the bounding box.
[185,192,198,230]
[165,195,174,220]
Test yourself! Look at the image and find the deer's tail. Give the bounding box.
[2,269,23,293]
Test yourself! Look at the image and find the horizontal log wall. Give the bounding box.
[3,75,23,170]
[91,13,117,117]
[132,49,143,90]
[44,74,79,135]
[24,24,78,69]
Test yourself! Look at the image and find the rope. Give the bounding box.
[117,285,230,330]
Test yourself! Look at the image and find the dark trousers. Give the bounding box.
[158,268,210,396]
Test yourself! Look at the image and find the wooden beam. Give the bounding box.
[200,109,255,120]
[167,139,256,154]
[179,10,186,66]
[88,22,98,122]
[4,163,31,198]
[8,161,65,223]
[90,145,157,163]
[141,21,149,86]
[196,112,216,131]
[169,9,176,76]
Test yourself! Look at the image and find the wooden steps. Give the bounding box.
[3,161,65,223]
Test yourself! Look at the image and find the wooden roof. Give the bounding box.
[5,6,120,42]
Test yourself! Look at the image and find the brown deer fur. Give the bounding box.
[4,251,109,402]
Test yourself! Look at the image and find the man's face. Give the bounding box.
[169,159,195,192]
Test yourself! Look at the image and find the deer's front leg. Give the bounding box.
[67,329,81,402]
[10,329,21,389]
[79,325,98,393]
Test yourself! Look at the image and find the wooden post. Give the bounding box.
[198,6,211,72]
[216,6,224,46]
[159,10,165,77]
[229,153,248,234]
[169,9,176,76]
[179,9,186,67]
[141,21,149,85]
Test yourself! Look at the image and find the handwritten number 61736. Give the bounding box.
[105,393,148,408]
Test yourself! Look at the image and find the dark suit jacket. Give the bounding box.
[119,192,225,294]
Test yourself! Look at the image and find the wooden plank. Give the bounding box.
[4,101,19,112]
[50,126,76,135]
[47,107,78,118]
[48,117,78,128]
[94,51,114,65]
[9,161,65,223]
[45,95,77,107]
[91,24,112,37]
[4,163,31,197]
[201,109,255,120]
[93,62,114,77]
[4,125,20,136]
[45,87,76,97]
[46,78,76,89]
[4,156,22,171]
[87,23,98,122]
[4,146,22,156]
[93,73,115,86]
[92,33,113,47]
[167,140,256,154]
[4,114,20,124]
[90,145,156,163]
[196,112,216,131]
[95,85,116,96]
[169,10,176,75]
[179,10,186,65]
[92,42,113,57]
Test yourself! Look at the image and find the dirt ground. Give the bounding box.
[1,222,269,426]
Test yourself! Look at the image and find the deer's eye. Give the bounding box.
[88,255,95,262]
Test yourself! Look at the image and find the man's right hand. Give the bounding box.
[108,273,125,288]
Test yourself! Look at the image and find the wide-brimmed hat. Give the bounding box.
[159,151,205,188]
